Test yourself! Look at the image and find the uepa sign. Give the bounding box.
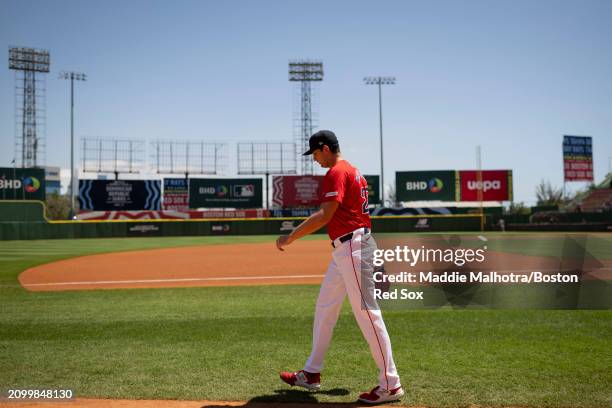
[466,180,501,192]
[459,170,512,201]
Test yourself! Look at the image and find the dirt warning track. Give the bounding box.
[19,240,331,292]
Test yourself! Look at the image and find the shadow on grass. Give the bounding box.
[201,387,373,407]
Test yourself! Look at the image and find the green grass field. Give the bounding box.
[0,234,611,407]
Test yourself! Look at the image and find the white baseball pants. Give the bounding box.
[303,228,401,390]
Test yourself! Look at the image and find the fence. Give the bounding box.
[0,201,486,240]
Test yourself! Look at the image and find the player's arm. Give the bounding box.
[276,201,339,251]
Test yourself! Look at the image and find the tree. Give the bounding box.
[387,182,398,207]
[535,180,565,206]
[506,201,529,215]
[45,193,71,220]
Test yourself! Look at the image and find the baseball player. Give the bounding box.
[276,130,403,404]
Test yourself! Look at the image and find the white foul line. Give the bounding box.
[21,269,612,288]
[22,274,325,287]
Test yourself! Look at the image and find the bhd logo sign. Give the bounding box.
[189,178,262,209]
[198,186,216,195]
[0,177,40,192]
[396,171,456,202]
[197,185,229,197]
[405,178,444,192]
[0,168,45,200]
[428,178,443,193]
[216,185,229,197]
[405,181,427,191]
[0,178,22,190]
[211,223,231,234]
[23,177,41,193]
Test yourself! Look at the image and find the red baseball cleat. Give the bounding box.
[358,385,404,404]
[279,369,321,391]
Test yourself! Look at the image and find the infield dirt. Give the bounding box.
[19,240,330,291]
[19,239,610,292]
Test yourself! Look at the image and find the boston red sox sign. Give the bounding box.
[272,175,324,208]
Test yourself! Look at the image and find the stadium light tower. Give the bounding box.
[364,76,395,205]
[289,60,323,175]
[59,71,87,219]
[9,46,50,168]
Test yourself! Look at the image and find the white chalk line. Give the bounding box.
[22,274,326,287]
[20,267,612,288]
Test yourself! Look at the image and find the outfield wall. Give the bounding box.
[0,201,484,240]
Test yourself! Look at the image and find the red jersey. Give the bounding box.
[321,160,372,240]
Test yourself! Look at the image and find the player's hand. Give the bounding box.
[276,235,292,251]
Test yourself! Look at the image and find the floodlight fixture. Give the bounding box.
[59,71,87,82]
[289,60,324,81]
[9,46,50,72]
[363,76,396,85]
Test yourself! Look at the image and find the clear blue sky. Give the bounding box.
[1,0,611,205]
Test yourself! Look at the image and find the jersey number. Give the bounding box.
[361,187,369,214]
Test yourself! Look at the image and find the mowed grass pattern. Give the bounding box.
[0,235,610,406]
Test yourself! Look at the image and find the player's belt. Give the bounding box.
[331,227,370,248]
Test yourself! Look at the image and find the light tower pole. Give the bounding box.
[289,60,323,175]
[59,71,86,219]
[364,76,395,205]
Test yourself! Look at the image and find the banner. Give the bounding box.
[0,167,46,201]
[370,207,453,216]
[78,180,161,211]
[364,175,380,205]
[395,171,456,201]
[76,209,269,220]
[459,170,512,201]
[563,135,593,182]
[272,175,324,208]
[163,178,189,211]
[126,223,162,237]
[269,208,318,217]
[189,178,262,208]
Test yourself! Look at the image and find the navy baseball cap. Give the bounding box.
[303,130,339,155]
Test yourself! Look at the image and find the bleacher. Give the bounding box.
[580,188,612,212]
[562,172,612,212]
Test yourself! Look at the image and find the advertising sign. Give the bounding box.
[163,178,189,211]
[363,175,380,205]
[0,167,46,201]
[459,170,512,201]
[272,175,324,208]
[395,170,456,201]
[189,178,262,208]
[127,223,162,237]
[78,180,161,211]
[563,135,593,182]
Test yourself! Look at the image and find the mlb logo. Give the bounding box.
[233,184,255,197]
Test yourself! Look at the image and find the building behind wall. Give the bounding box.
[44,166,61,195]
